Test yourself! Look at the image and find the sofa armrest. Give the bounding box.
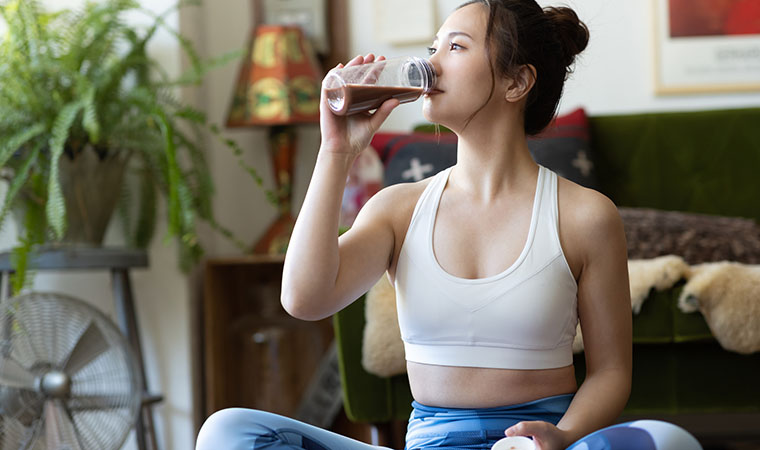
[333,296,412,423]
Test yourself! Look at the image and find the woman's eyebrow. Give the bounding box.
[432,31,474,42]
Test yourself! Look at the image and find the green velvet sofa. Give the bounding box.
[333,108,760,433]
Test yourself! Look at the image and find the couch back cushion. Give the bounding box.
[589,108,760,223]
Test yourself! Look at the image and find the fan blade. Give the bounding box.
[0,355,37,390]
[44,399,84,450]
[62,322,109,375]
[68,393,129,411]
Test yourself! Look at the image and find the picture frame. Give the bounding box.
[653,0,760,95]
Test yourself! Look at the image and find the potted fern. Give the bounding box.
[0,0,268,293]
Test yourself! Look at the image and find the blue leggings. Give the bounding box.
[196,395,702,449]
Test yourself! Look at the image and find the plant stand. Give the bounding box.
[0,246,161,450]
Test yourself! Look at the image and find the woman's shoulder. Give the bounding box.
[556,176,626,263]
[557,176,621,227]
[364,177,434,217]
[357,176,435,237]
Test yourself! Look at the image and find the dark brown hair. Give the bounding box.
[458,0,589,135]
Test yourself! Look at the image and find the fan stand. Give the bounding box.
[0,246,161,450]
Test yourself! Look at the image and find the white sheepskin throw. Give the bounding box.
[678,262,760,354]
[572,255,689,353]
[628,256,690,313]
[363,256,690,377]
[362,274,406,377]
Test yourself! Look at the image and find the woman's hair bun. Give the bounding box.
[544,6,589,68]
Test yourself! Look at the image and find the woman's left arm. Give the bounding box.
[507,193,633,449]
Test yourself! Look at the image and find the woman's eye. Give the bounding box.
[427,46,437,55]
[449,42,463,51]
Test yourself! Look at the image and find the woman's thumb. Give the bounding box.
[506,421,538,437]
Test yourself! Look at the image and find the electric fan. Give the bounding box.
[0,292,142,449]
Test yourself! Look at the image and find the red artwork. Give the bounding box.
[669,0,760,37]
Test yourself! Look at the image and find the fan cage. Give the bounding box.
[0,291,142,450]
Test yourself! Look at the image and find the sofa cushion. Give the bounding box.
[588,108,760,224]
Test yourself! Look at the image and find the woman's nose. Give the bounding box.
[427,55,442,77]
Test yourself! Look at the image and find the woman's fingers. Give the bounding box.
[361,54,387,84]
[345,54,364,67]
[368,98,400,131]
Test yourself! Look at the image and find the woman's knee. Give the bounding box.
[567,420,702,450]
[195,408,277,450]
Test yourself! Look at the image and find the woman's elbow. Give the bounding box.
[280,290,329,321]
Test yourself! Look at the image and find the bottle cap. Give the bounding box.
[491,436,536,450]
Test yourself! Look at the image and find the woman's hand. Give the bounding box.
[319,54,400,157]
[505,421,572,450]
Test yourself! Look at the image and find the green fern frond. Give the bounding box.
[46,100,84,238]
[0,123,45,168]
[134,169,157,248]
[173,128,213,218]
[151,109,181,234]
[0,141,42,232]
[10,175,46,295]
[80,80,100,144]
[168,46,245,87]
[138,3,203,77]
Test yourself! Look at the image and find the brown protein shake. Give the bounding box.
[326,85,425,116]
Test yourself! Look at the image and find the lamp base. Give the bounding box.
[252,212,296,255]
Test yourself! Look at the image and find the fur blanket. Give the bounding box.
[571,255,689,353]
[361,256,760,377]
[678,262,760,354]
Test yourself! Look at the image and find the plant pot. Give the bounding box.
[13,146,130,247]
[57,146,130,246]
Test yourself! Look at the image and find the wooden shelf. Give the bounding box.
[198,257,333,418]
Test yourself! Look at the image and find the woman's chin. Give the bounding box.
[422,110,455,131]
[422,104,444,125]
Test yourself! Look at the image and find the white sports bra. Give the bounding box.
[394,165,578,370]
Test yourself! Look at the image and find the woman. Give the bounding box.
[196,1,702,449]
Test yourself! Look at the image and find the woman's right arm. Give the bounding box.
[281,54,400,321]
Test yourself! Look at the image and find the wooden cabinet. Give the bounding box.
[194,254,375,443]
[198,255,334,418]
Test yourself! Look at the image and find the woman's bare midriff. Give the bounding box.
[407,361,578,408]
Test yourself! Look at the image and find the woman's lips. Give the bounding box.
[425,89,444,96]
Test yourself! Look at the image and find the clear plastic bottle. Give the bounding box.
[324,56,437,115]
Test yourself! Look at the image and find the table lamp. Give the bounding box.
[227,25,322,254]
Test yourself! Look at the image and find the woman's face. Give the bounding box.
[423,3,500,128]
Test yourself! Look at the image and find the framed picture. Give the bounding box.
[653,0,760,94]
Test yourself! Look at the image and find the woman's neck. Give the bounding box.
[451,115,538,203]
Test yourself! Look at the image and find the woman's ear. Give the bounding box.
[504,64,536,103]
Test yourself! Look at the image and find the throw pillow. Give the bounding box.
[376,133,457,186]
[528,108,599,190]
[373,108,600,189]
